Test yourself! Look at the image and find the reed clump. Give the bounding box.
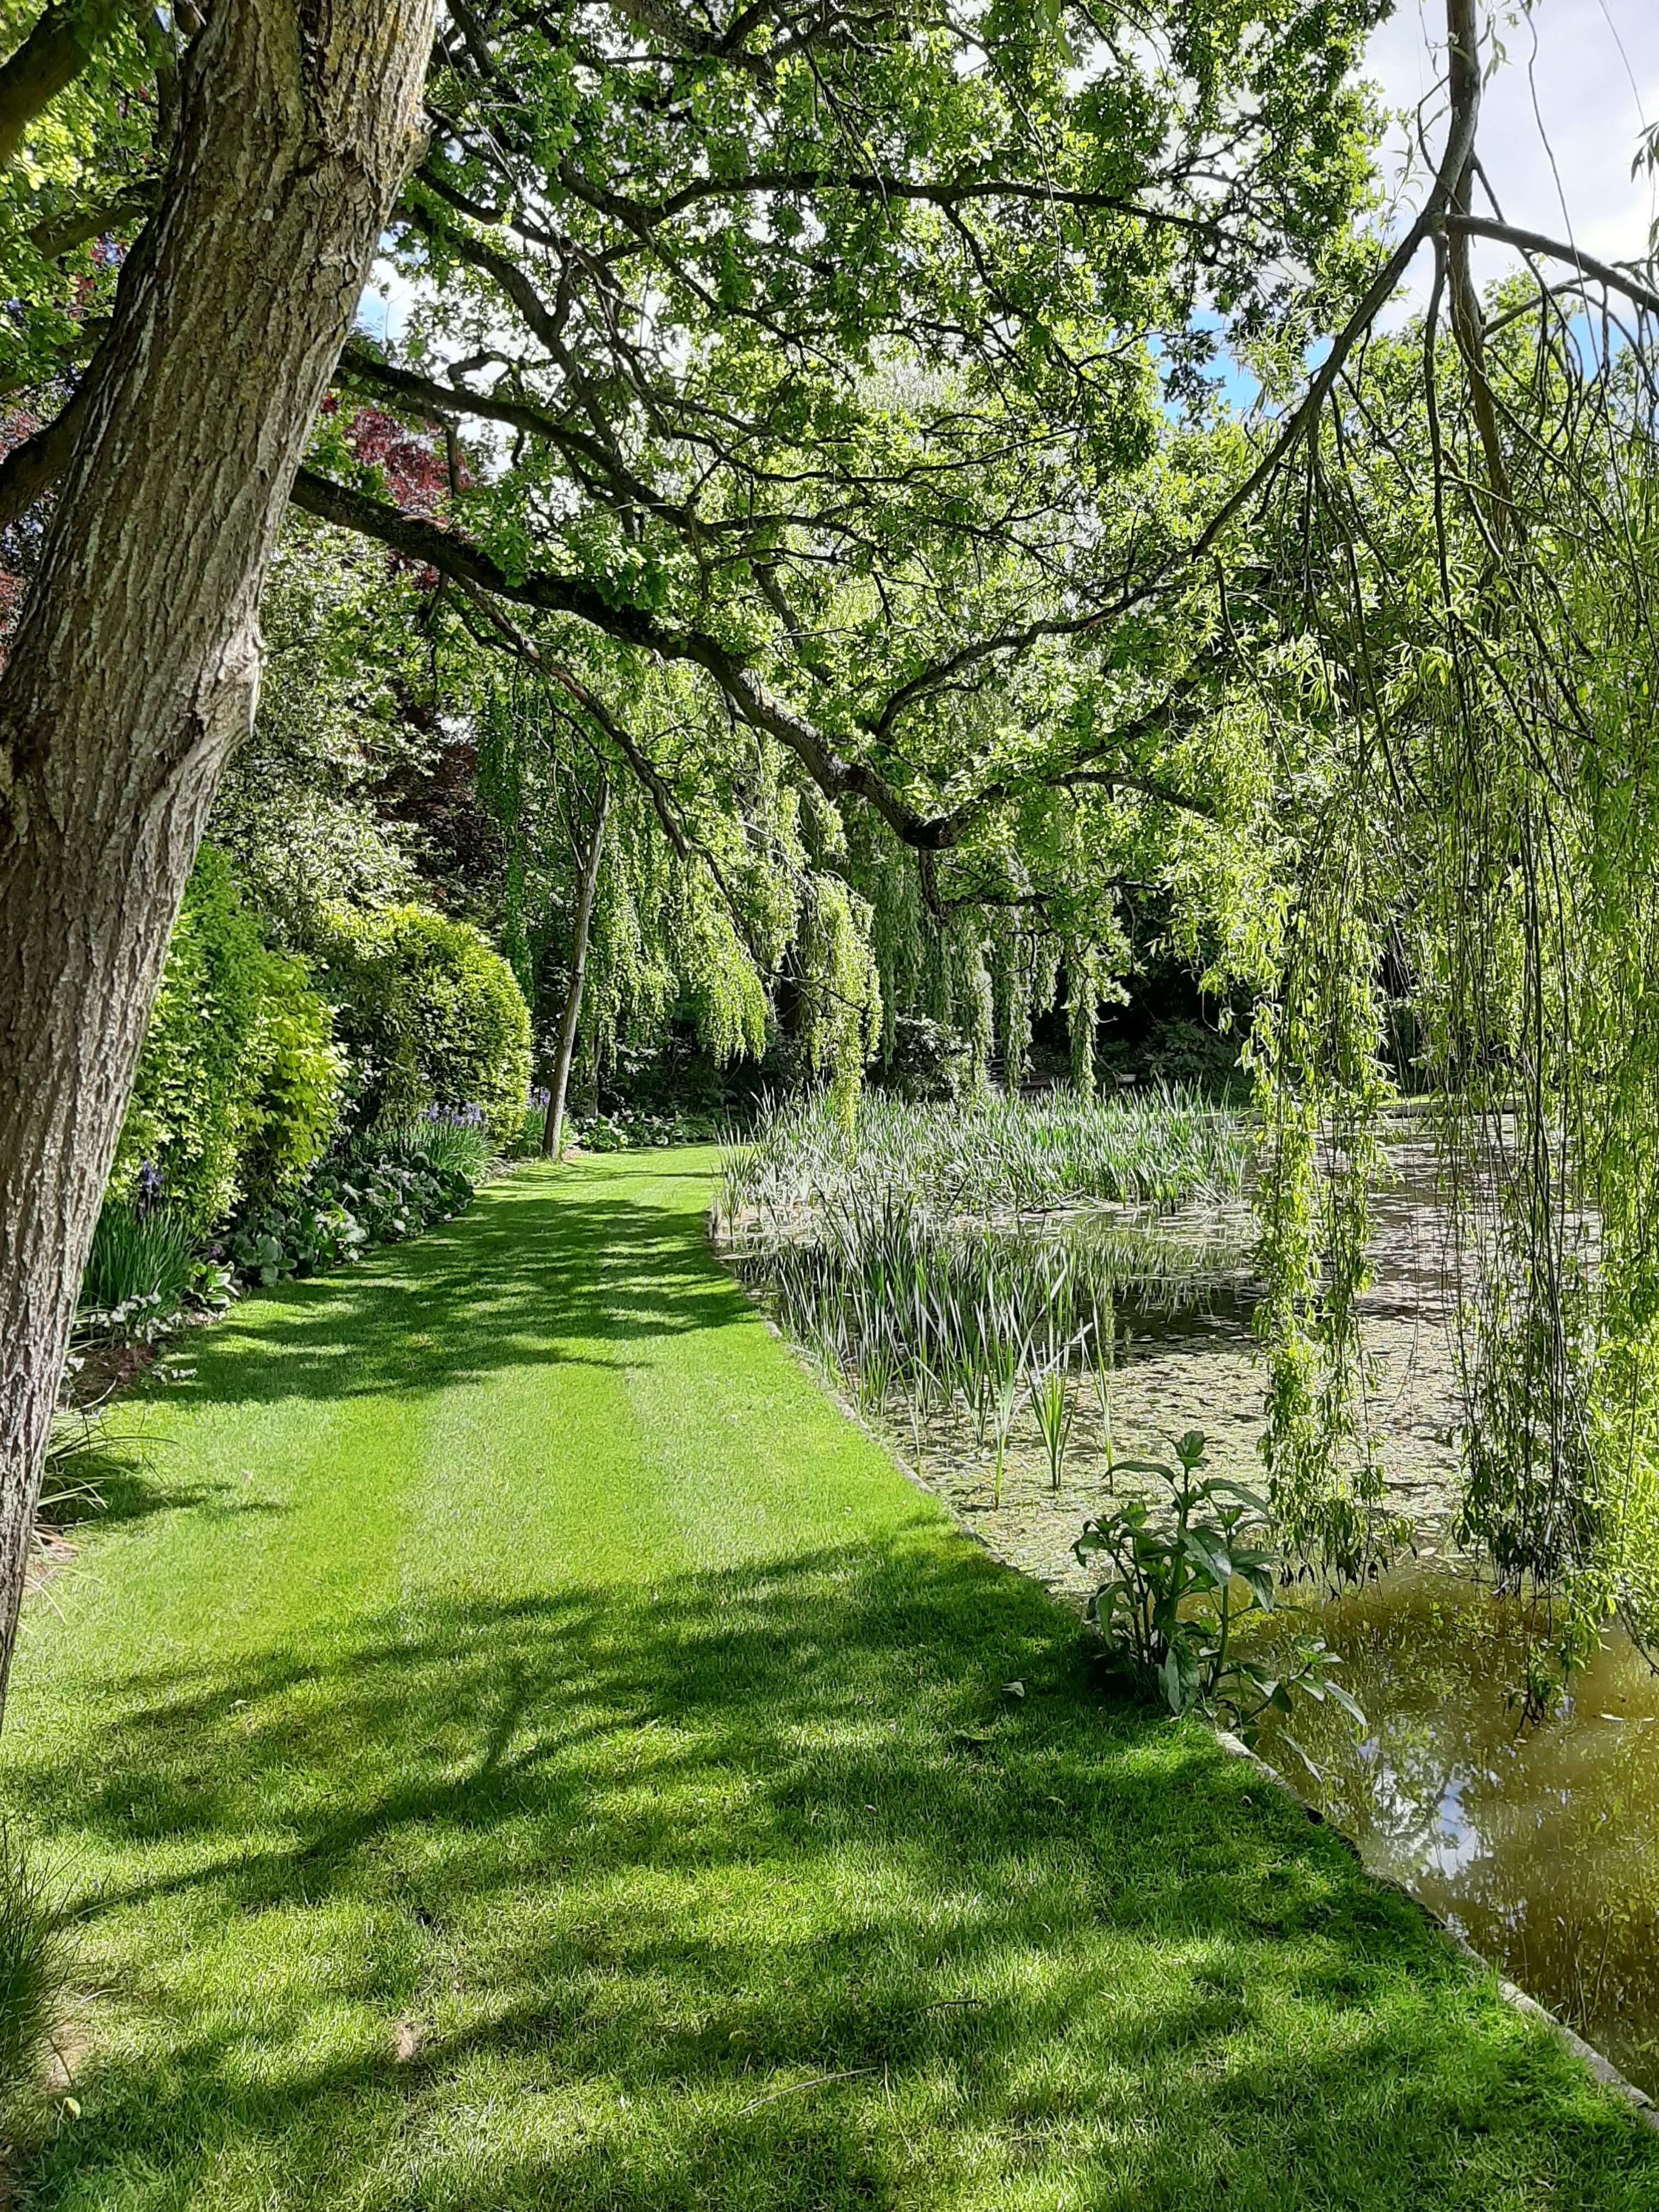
[711,1085,1246,1245]
[713,1088,1252,1508]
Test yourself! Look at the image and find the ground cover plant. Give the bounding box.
[2,1154,1657,2207]
[78,1104,502,1325]
[573,1105,727,1154]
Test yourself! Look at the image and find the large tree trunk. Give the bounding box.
[0,0,433,1720]
[542,772,610,1161]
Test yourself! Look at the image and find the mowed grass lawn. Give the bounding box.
[4,1152,1657,2209]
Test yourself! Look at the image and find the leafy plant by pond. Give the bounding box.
[1074,1431,1362,1747]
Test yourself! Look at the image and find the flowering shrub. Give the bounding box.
[426,1102,486,1131]
[83,1132,486,1341]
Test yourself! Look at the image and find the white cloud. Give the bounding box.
[1365,0,1658,309]
[355,261,417,349]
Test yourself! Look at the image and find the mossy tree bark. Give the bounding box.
[0,0,434,1721]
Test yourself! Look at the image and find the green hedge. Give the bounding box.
[112,849,343,1231]
[311,904,532,1149]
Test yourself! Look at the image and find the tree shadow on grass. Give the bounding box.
[41,1431,288,1537]
[117,1177,752,1433]
[151,1170,754,1417]
[9,1528,1657,2210]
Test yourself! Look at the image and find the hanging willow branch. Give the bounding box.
[1245,0,1659,1710]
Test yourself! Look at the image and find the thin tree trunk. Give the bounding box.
[1444,0,1510,546]
[0,0,433,1722]
[543,771,610,1160]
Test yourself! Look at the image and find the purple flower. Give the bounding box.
[422,1099,488,1132]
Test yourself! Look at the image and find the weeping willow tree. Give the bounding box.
[475,656,889,1125]
[467,595,1231,1124]
[1237,4,1659,1700]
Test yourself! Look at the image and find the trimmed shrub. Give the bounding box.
[237,951,347,1201]
[112,847,343,1230]
[312,904,532,1149]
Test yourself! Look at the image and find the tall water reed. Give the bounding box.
[716,1090,1250,1510]
[715,1086,1248,1244]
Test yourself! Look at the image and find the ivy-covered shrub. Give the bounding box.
[312,904,532,1148]
[872,1014,972,1103]
[111,848,343,1231]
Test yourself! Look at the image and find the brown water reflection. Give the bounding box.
[1258,1570,1659,2098]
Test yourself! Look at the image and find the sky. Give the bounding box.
[1365,0,1658,309]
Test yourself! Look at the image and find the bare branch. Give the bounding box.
[1442,214,1659,321]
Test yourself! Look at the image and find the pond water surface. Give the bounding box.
[1258,1570,1659,2101]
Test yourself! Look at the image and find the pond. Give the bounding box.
[1257,1567,1659,2102]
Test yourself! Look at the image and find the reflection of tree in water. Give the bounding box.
[1258,1569,1659,2097]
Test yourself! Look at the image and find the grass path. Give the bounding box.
[4,1152,1658,2209]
